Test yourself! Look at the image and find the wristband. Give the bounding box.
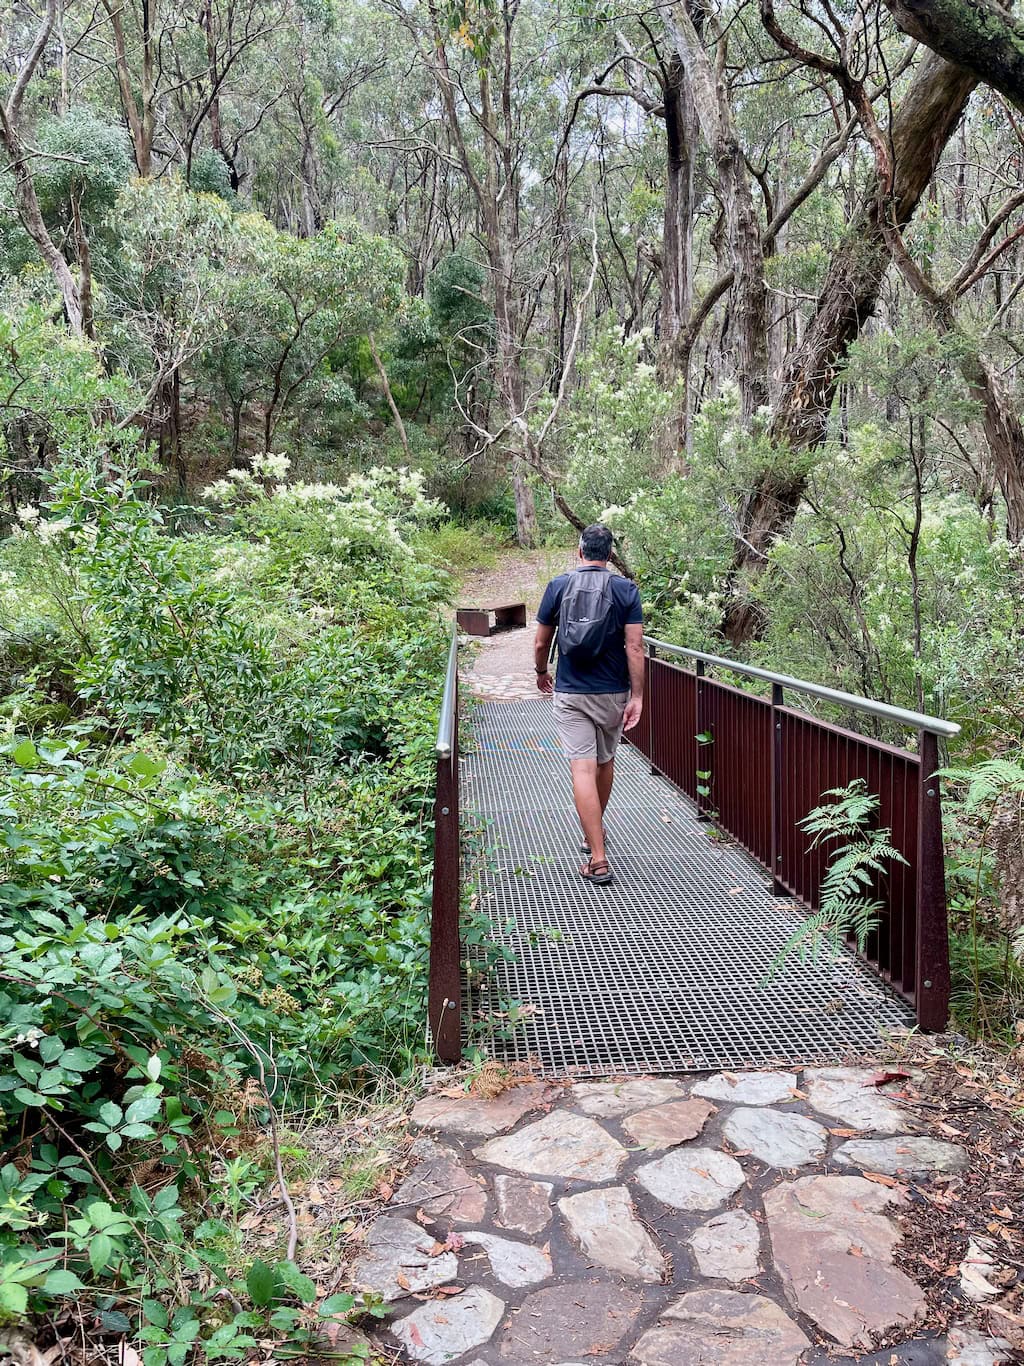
[535,668,549,675]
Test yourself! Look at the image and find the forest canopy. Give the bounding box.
[2,0,1024,1358]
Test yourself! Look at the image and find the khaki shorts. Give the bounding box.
[553,690,629,763]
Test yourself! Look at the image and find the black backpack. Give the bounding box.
[557,570,616,661]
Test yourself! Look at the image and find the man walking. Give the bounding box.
[534,524,644,886]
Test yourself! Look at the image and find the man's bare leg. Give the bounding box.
[597,758,615,814]
[578,758,615,850]
[570,758,606,864]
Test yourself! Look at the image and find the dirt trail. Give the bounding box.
[458,549,573,701]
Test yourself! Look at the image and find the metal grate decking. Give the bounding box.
[463,699,914,1075]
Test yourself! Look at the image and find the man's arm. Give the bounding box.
[534,622,555,694]
[623,622,644,729]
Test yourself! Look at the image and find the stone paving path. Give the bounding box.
[353,1071,1013,1366]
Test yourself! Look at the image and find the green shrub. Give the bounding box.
[0,453,456,1352]
[418,518,505,572]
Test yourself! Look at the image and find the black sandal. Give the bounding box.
[580,858,614,886]
[580,831,610,856]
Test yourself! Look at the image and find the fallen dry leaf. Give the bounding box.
[865,1070,911,1088]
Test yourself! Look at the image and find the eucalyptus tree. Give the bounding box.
[373,0,613,545]
[646,1,1024,641]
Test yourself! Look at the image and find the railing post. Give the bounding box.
[695,659,708,818]
[647,642,658,774]
[915,730,950,1031]
[428,656,462,1063]
[770,682,785,894]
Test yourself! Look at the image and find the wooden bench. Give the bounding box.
[456,602,528,637]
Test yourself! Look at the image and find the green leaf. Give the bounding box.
[0,1281,29,1316]
[12,739,37,768]
[12,1053,42,1083]
[143,1298,168,1329]
[278,1259,316,1303]
[319,1292,356,1317]
[100,1310,132,1333]
[44,1269,84,1295]
[89,1231,113,1275]
[246,1258,278,1307]
[13,1087,46,1107]
[146,1055,162,1081]
[38,1036,65,1064]
[60,1047,104,1073]
[125,1096,161,1124]
[153,1183,180,1212]
[99,1101,123,1127]
[127,753,167,778]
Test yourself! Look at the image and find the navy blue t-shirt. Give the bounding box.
[537,567,643,694]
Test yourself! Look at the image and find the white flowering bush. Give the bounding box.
[202,456,447,608]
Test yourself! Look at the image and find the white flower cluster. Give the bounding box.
[12,506,74,544]
[209,540,272,584]
[251,451,292,481]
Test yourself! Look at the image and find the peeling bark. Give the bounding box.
[663,1,770,420]
[723,50,977,644]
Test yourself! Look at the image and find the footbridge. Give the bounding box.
[427,634,960,1073]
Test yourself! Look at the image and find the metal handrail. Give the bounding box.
[436,628,459,757]
[645,638,961,739]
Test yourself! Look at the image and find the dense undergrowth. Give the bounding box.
[0,453,456,1358]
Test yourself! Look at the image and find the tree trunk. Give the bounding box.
[882,0,1024,113]
[663,1,770,420]
[723,50,977,645]
[657,52,698,459]
[961,349,1024,542]
[1,0,85,335]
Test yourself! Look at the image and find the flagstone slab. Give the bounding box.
[496,1280,643,1360]
[764,1174,926,1347]
[410,1082,560,1138]
[692,1071,798,1106]
[494,1174,552,1235]
[833,1135,968,1176]
[572,1078,688,1118]
[634,1146,745,1210]
[688,1208,761,1281]
[630,1288,809,1366]
[803,1067,911,1133]
[476,1111,627,1181]
[623,1098,716,1150]
[463,1232,552,1288]
[392,1140,487,1223]
[946,1324,1015,1365]
[392,1285,505,1364]
[349,1216,458,1303]
[723,1106,827,1167]
[558,1185,667,1282]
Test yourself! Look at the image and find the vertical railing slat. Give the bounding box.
[428,634,462,1063]
[915,730,951,1031]
[632,643,953,1032]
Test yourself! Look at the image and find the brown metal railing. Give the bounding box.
[427,629,461,1062]
[633,641,960,1031]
